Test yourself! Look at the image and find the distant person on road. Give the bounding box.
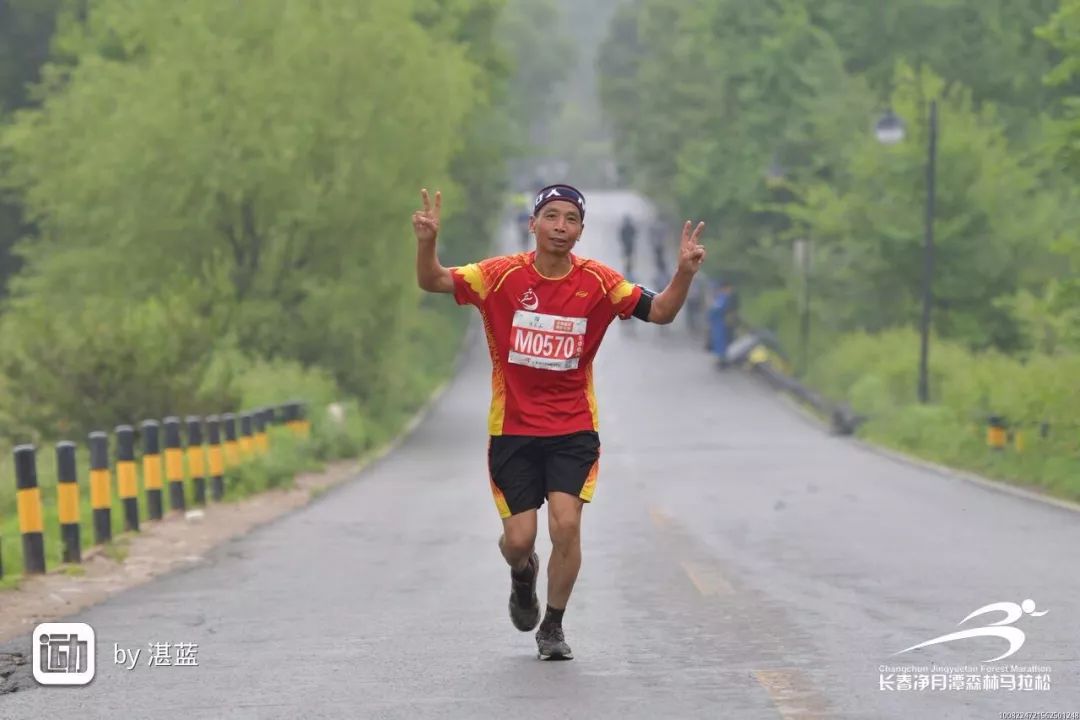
[511,192,532,249]
[516,208,531,249]
[619,214,637,279]
[650,219,667,275]
[685,274,706,336]
[708,280,739,366]
[413,184,707,660]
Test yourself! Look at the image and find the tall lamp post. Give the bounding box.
[875,102,937,404]
[766,156,813,378]
[793,237,812,377]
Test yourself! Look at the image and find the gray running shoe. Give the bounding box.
[508,552,540,632]
[535,624,573,660]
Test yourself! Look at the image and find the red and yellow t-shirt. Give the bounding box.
[451,251,642,437]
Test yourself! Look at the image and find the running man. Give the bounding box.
[618,214,638,279]
[412,184,706,660]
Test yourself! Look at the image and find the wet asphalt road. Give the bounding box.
[2,191,1079,719]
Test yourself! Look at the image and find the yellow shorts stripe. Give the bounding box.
[579,458,600,502]
[487,437,511,518]
[490,478,511,519]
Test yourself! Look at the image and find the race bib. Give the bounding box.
[508,310,587,371]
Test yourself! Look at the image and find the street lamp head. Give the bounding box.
[875,110,906,145]
[764,154,785,184]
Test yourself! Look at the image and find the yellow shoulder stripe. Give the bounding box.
[609,279,636,305]
[456,263,487,300]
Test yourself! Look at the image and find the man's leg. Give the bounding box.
[489,435,545,632]
[545,491,584,609]
[498,509,538,573]
[499,510,542,632]
[534,491,583,660]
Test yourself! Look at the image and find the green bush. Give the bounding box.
[804,327,1080,500]
[308,400,369,462]
[0,286,231,443]
[0,294,472,586]
[226,430,317,496]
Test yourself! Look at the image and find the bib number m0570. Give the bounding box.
[508,310,587,371]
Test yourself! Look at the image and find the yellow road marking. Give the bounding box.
[753,669,831,719]
[648,506,672,529]
[679,559,734,596]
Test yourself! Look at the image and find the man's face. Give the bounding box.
[530,200,583,255]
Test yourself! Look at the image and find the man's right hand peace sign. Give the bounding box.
[412,188,442,243]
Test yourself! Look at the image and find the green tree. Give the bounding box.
[0,0,65,297]
[0,0,506,436]
[780,65,1066,350]
[806,0,1078,138]
[598,0,857,285]
[496,0,576,188]
[1036,0,1080,344]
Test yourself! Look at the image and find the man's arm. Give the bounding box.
[646,268,695,324]
[643,219,707,324]
[416,237,453,293]
[413,188,453,293]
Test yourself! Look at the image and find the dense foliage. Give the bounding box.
[0,0,572,442]
[598,0,1080,359]
[597,0,1080,495]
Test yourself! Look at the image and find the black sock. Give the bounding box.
[541,605,564,629]
[511,556,534,581]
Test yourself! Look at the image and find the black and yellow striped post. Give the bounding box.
[283,402,295,434]
[239,412,255,461]
[206,415,225,501]
[286,402,310,438]
[265,407,277,452]
[253,408,269,456]
[14,445,46,574]
[56,441,81,563]
[141,420,164,520]
[164,416,186,512]
[115,425,139,532]
[987,416,1007,451]
[89,431,112,544]
[222,413,240,470]
[186,415,207,506]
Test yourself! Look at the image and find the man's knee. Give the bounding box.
[548,494,583,548]
[502,532,535,558]
[501,513,537,559]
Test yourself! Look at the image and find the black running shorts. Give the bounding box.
[487,431,601,519]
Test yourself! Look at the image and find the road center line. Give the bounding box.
[753,669,831,719]
[648,506,673,529]
[679,559,735,596]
